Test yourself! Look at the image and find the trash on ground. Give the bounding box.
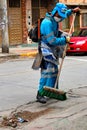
[0,108,51,128]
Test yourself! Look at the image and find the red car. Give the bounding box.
[67,27,87,54]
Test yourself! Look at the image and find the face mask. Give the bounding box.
[54,16,62,22]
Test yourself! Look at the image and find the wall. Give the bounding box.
[21,0,28,43]
[59,0,87,3]
[59,0,87,32]
[26,0,32,31]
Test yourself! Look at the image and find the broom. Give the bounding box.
[39,13,76,101]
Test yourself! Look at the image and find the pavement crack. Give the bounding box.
[10,101,36,115]
[46,105,87,120]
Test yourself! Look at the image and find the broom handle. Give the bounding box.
[55,13,76,89]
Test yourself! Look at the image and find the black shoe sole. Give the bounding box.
[36,99,47,104]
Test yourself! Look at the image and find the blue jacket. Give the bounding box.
[40,9,72,46]
[40,10,72,64]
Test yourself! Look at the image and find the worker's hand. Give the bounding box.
[65,36,70,43]
[72,7,81,13]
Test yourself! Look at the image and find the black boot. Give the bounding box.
[36,91,47,104]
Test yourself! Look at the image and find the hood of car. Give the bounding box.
[70,37,87,43]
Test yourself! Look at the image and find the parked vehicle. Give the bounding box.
[67,27,87,54]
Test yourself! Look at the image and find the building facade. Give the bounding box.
[0,0,87,46]
[0,0,28,46]
[60,0,87,32]
[0,0,55,46]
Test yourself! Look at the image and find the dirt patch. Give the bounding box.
[0,108,51,128]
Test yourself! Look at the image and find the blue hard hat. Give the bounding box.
[51,3,68,18]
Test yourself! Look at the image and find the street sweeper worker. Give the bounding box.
[36,2,80,103]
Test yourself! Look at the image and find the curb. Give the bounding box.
[0,54,20,59]
[0,50,38,59]
[20,50,38,58]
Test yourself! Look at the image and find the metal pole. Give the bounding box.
[0,0,9,53]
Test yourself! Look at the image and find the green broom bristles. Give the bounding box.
[39,86,67,101]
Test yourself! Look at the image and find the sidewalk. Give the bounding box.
[0,86,87,130]
[0,42,38,59]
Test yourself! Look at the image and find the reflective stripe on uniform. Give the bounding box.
[42,31,54,39]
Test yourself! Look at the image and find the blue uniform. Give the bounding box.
[38,5,72,92]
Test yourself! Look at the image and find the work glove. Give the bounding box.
[65,36,70,43]
[72,7,81,13]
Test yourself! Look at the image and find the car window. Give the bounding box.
[79,30,87,36]
[72,29,87,37]
[72,30,81,37]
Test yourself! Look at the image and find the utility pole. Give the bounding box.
[0,0,9,53]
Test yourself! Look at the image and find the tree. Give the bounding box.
[0,0,9,53]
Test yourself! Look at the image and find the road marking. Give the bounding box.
[66,57,87,62]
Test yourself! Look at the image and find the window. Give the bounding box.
[40,0,47,7]
[9,0,20,7]
[32,0,39,7]
[82,13,87,27]
[32,0,39,24]
[74,14,80,31]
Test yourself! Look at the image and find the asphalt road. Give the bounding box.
[0,56,87,111]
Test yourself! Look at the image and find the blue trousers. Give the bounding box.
[38,62,58,92]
